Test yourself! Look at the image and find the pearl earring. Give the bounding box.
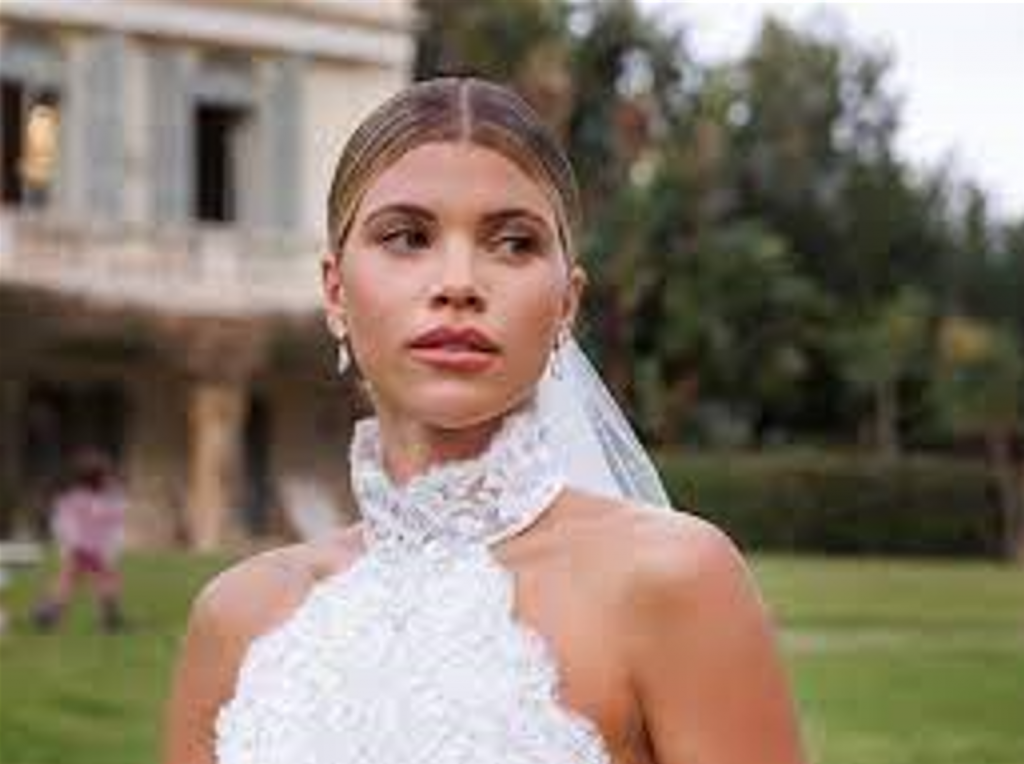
[336,323,351,376]
[337,340,350,376]
[551,327,569,380]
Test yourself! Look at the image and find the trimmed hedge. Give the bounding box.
[657,450,1003,557]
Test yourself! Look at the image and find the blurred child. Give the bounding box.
[32,450,128,632]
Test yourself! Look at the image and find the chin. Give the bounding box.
[401,384,532,432]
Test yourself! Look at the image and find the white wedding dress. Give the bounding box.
[215,398,613,763]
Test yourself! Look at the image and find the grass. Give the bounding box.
[759,556,1024,764]
[0,552,1021,764]
[0,553,227,764]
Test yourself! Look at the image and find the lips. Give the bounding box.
[409,326,499,353]
[408,325,499,373]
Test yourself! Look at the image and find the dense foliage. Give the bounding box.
[660,450,1000,556]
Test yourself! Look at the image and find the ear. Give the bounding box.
[321,252,347,339]
[561,264,588,335]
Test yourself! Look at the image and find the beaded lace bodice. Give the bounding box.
[215,400,613,764]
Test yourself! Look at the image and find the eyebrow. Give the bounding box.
[360,203,555,234]
[481,208,553,233]
[361,203,432,228]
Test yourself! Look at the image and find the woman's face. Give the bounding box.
[322,141,586,429]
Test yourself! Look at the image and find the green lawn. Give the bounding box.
[762,556,1024,764]
[0,552,1021,764]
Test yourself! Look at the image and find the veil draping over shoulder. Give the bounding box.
[535,337,672,510]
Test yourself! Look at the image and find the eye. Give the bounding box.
[379,226,431,255]
[493,230,542,258]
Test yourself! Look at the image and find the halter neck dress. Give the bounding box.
[215,400,613,764]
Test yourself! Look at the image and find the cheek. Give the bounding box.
[339,258,410,357]
[503,276,565,352]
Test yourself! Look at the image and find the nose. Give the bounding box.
[429,238,485,312]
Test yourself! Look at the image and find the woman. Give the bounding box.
[163,77,806,764]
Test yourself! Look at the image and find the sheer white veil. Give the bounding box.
[534,336,672,509]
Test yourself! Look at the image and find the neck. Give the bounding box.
[373,407,507,488]
[350,396,565,550]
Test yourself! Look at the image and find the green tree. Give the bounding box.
[993,219,1024,338]
[835,287,933,457]
[934,316,1024,561]
[651,221,825,444]
[413,0,574,133]
[563,0,694,417]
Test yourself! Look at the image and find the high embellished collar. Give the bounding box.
[350,398,566,550]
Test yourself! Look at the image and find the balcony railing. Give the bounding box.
[0,210,323,315]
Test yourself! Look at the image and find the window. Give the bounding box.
[193,101,249,223]
[1,80,61,208]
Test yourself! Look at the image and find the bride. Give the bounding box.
[162,77,806,764]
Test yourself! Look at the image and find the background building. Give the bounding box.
[0,0,414,549]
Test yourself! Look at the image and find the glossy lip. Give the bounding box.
[408,325,500,353]
[408,346,498,372]
[407,325,500,373]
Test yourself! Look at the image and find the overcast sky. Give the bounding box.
[640,1,1024,219]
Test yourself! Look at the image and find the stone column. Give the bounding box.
[161,317,267,550]
[124,366,188,548]
[185,380,246,551]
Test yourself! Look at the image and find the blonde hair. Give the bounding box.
[326,77,581,261]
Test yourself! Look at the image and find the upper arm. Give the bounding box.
[626,516,807,764]
[161,577,238,764]
[160,551,311,764]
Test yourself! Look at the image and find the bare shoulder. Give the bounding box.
[189,523,366,650]
[624,502,747,595]
[188,546,309,650]
[162,525,366,764]
[579,496,784,683]
[565,487,741,565]
[562,504,806,762]
[558,489,744,586]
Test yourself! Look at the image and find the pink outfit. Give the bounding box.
[51,485,126,566]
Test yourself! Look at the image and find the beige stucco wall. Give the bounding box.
[301,59,408,239]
